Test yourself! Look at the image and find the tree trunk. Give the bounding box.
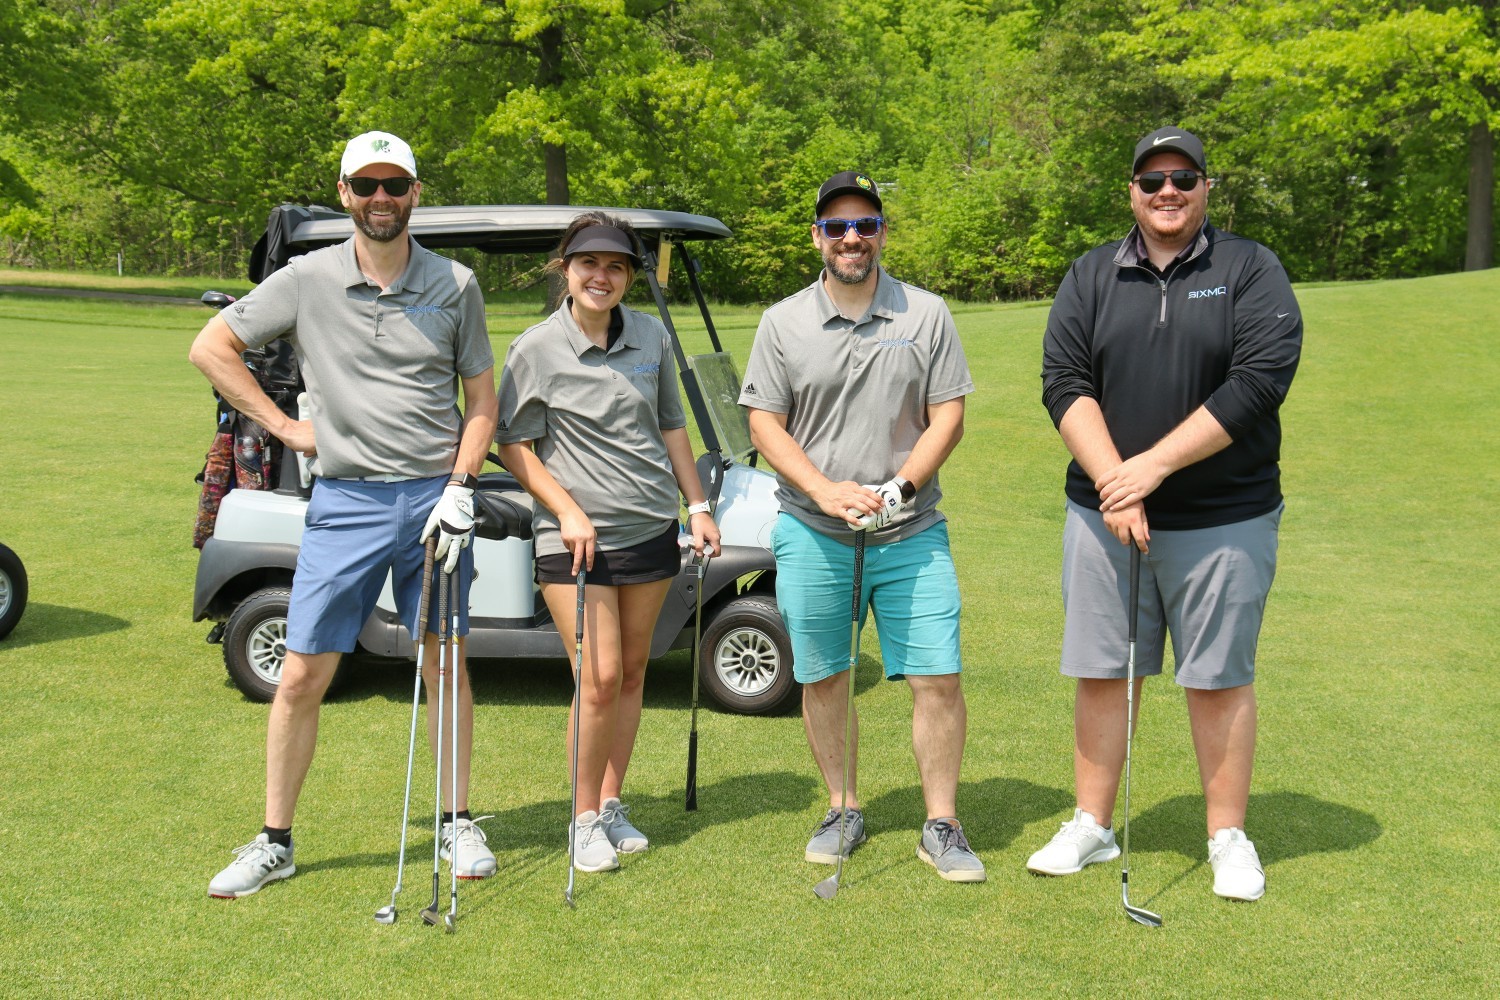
[539,24,569,206]
[1465,119,1493,271]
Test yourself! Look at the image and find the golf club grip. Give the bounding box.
[1128,544,1140,643]
[850,532,865,621]
[416,537,435,649]
[685,733,698,811]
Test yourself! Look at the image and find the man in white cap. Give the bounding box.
[1031,127,1302,901]
[191,130,500,898]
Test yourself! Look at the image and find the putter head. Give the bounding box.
[373,905,397,925]
[1124,903,1164,928]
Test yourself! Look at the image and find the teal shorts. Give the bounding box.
[771,514,962,684]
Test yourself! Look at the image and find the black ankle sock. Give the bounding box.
[441,810,471,825]
[261,825,292,848]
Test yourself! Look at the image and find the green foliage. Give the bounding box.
[4,0,1497,294]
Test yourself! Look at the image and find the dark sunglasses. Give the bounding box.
[1133,170,1205,194]
[815,216,884,240]
[344,175,415,198]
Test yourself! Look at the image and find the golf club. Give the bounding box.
[420,568,449,927]
[1121,543,1163,928]
[374,536,436,925]
[814,529,865,900]
[444,564,460,933]
[564,567,585,908]
[685,546,710,811]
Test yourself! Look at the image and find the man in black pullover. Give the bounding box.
[1031,128,1302,902]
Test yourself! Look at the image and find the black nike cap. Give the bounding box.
[1132,127,1207,174]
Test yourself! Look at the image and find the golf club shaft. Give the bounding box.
[831,531,866,891]
[385,538,435,917]
[1120,543,1160,925]
[426,567,449,919]
[566,568,585,906]
[686,551,709,811]
[448,567,460,927]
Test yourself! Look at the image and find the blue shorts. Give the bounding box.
[1060,501,1280,690]
[771,514,962,684]
[287,477,473,655]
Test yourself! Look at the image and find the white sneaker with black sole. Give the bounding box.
[208,833,295,899]
[1209,827,1265,901]
[1026,808,1121,875]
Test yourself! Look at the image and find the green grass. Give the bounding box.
[0,273,1496,997]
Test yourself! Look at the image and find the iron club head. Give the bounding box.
[1125,903,1164,928]
[373,904,397,925]
[443,913,456,933]
[420,906,441,926]
[812,873,840,900]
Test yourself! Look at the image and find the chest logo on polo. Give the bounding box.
[875,338,916,349]
[1186,285,1228,300]
[405,305,445,315]
[632,363,660,375]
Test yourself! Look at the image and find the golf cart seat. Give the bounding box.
[473,485,534,542]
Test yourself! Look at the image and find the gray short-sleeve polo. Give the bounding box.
[223,237,493,480]
[738,267,974,542]
[496,302,687,557]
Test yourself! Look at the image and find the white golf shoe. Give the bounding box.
[599,798,648,853]
[208,833,295,898]
[1209,827,1265,901]
[1026,808,1121,875]
[440,816,498,879]
[570,810,619,872]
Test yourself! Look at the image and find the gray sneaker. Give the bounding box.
[208,833,295,899]
[804,808,866,864]
[918,818,986,883]
[441,815,498,879]
[599,797,648,853]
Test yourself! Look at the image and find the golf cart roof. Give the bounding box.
[262,203,731,260]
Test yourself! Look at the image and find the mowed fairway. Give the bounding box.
[0,271,1495,997]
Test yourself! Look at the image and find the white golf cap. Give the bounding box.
[339,131,418,180]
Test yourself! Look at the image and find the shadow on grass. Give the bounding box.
[1131,791,1382,863]
[298,769,822,882]
[0,603,130,649]
[863,777,1073,853]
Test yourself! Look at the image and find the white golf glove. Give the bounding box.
[850,480,910,532]
[421,478,476,573]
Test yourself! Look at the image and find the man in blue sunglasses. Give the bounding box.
[740,171,984,884]
[1034,127,1302,902]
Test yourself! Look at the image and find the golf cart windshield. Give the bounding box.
[687,353,754,465]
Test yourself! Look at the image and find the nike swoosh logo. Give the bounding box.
[1276,312,1290,319]
[1153,135,1182,145]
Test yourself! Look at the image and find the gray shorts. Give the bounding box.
[1060,501,1281,690]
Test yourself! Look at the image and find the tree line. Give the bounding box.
[2,0,1495,302]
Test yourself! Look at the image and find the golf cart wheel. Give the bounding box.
[223,588,293,701]
[0,543,28,640]
[699,595,797,715]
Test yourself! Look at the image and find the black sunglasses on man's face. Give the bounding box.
[344,175,415,198]
[1133,170,1205,195]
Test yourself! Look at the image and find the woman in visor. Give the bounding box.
[497,212,719,872]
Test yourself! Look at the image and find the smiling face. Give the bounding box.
[338,164,420,243]
[565,250,633,324]
[813,193,886,287]
[1129,151,1208,252]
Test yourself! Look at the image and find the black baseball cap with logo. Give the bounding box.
[1132,128,1207,175]
[815,171,882,217]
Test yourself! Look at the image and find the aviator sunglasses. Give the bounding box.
[343,175,416,198]
[1133,169,1205,195]
[815,216,884,240]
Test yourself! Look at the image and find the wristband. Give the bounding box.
[686,501,713,516]
[449,473,479,491]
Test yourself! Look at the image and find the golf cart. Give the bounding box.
[193,204,794,714]
[0,542,26,640]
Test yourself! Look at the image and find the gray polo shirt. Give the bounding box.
[496,302,688,558]
[224,236,493,480]
[738,267,974,543]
